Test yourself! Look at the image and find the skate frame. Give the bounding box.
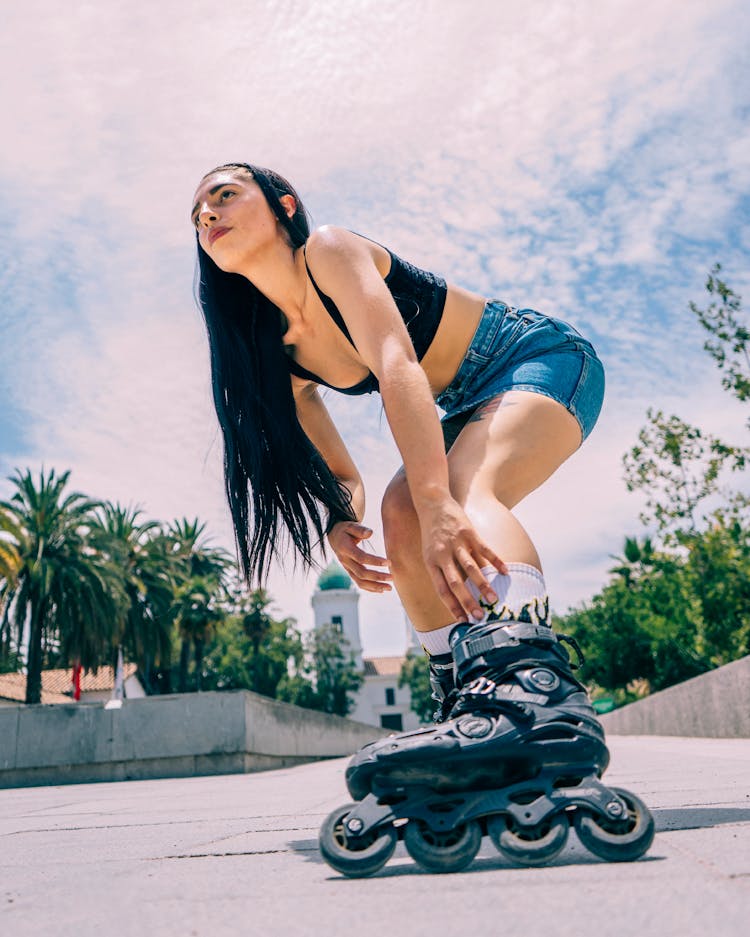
[342,774,630,846]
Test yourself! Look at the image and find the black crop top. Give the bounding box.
[285,238,448,395]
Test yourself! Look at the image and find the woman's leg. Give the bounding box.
[346,394,651,865]
[381,390,583,633]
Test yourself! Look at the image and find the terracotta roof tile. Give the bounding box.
[0,664,138,704]
[362,656,405,677]
[43,664,137,694]
[0,672,71,705]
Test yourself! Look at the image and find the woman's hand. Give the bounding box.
[327,522,393,593]
[419,498,507,622]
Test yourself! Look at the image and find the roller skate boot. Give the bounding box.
[319,611,654,877]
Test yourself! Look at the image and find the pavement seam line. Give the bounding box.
[149,846,320,860]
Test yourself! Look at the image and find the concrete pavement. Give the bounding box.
[2,736,749,937]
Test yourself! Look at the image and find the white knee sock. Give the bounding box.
[467,562,551,627]
[418,622,462,656]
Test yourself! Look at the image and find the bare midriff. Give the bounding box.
[420,284,486,397]
[367,235,487,397]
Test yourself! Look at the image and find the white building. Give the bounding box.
[312,563,421,731]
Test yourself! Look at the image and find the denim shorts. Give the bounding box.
[436,300,605,448]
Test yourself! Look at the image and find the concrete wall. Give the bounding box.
[0,689,386,788]
[601,653,750,738]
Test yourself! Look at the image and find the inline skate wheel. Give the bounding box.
[487,811,569,867]
[319,803,397,878]
[403,818,482,873]
[573,787,655,862]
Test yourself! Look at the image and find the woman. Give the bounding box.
[192,164,630,868]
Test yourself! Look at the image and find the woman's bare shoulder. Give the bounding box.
[305,226,390,279]
[306,225,363,255]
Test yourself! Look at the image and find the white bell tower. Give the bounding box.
[311,562,363,670]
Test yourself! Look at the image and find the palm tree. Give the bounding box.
[236,585,275,693]
[0,507,22,583]
[92,503,175,691]
[167,519,230,692]
[0,469,126,703]
[0,507,23,663]
[239,587,273,655]
[609,536,655,587]
[174,576,225,691]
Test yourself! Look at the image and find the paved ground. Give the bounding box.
[2,736,749,937]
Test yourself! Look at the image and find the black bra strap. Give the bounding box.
[286,355,326,384]
[285,352,378,395]
[303,246,357,349]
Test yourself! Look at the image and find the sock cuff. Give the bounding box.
[479,562,544,585]
[418,621,462,656]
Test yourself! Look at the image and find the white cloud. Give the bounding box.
[1,0,748,656]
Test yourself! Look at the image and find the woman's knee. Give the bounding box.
[381,473,420,562]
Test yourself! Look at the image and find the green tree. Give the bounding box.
[0,647,24,674]
[564,267,750,700]
[202,605,307,699]
[690,263,750,411]
[624,266,749,540]
[0,469,126,703]
[305,622,364,716]
[274,622,365,716]
[608,536,656,587]
[231,586,308,697]
[173,576,225,692]
[166,519,229,693]
[563,539,707,697]
[238,587,273,659]
[0,506,23,665]
[623,410,748,536]
[0,507,22,588]
[173,570,362,713]
[682,507,750,666]
[399,651,433,724]
[91,504,175,691]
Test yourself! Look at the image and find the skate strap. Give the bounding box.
[557,633,585,669]
[451,677,537,720]
[451,622,555,672]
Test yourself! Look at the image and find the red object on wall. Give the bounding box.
[72,663,81,701]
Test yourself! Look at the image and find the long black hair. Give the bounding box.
[194,163,355,583]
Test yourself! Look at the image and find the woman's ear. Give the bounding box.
[279,194,297,220]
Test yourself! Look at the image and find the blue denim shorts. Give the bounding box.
[436,300,605,447]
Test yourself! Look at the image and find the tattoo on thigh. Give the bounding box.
[467,396,505,423]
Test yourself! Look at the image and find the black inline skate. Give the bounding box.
[319,615,654,876]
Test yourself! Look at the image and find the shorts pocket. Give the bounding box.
[467,311,530,364]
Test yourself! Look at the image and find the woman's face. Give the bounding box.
[191,169,285,272]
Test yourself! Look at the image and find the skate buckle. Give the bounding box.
[467,675,497,696]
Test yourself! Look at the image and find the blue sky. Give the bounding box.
[1,0,749,655]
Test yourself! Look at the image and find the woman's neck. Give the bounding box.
[236,242,308,320]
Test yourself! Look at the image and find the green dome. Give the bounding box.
[317,562,352,591]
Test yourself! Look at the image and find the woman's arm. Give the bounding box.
[305,228,505,621]
[293,377,392,593]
